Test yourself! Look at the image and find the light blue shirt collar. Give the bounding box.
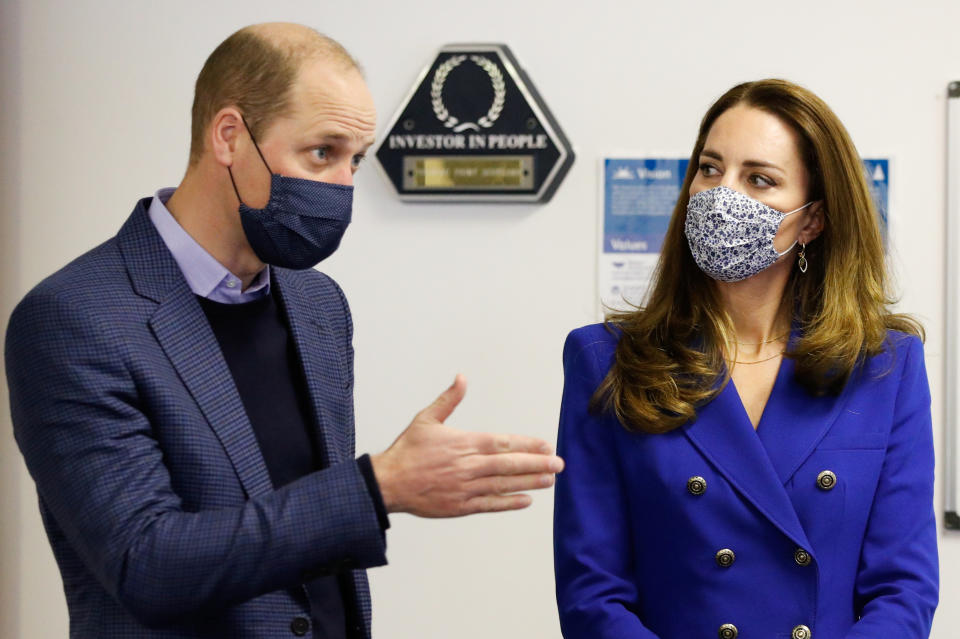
[148,188,270,304]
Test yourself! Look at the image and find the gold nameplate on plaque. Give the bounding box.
[403,155,534,190]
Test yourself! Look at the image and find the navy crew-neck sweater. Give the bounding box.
[198,291,362,638]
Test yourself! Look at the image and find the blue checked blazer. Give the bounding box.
[5,198,387,638]
[554,324,938,639]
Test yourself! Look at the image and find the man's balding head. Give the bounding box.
[189,23,361,165]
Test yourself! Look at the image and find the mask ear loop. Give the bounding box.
[784,201,813,216]
[227,166,244,204]
[227,114,274,206]
[774,201,814,257]
[239,115,274,174]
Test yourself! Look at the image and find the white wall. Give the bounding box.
[2,1,958,637]
[1,1,22,637]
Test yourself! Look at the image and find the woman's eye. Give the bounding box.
[749,174,775,187]
[699,163,719,177]
[312,147,329,161]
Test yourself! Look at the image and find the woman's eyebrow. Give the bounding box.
[701,149,784,173]
[742,159,784,172]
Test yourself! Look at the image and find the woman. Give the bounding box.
[553,79,938,639]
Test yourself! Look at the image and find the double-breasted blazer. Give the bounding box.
[5,199,387,638]
[553,323,938,638]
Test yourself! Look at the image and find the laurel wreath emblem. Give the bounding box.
[431,54,506,132]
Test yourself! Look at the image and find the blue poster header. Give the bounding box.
[603,158,689,254]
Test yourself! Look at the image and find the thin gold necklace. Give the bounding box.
[734,332,788,346]
[728,349,785,365]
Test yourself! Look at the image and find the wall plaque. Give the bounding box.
[375,44,574,203]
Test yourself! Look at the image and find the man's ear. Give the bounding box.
[209,107,244,168]
[799,200,825,244]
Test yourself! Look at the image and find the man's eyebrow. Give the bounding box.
[314,132,350,140]
[700,149,783,172]
[308,132,376,147]
[306,132,350,143]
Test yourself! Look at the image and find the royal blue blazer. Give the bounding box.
[554,323,938,638]
[5,199,387,638]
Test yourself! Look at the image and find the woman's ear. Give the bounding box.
[798,201,825,244]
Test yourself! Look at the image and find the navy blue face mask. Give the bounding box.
[227,119,353,270]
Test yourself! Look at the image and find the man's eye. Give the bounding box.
[312,147,329,161]
[351,154,366,169]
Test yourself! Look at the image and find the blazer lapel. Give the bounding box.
[755,356,855,484]
[273,271,349,466]
[118,200,274,499]
[683,378,812,551]
[149,292,275,498]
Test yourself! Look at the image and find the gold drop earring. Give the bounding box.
[798,242,808,273]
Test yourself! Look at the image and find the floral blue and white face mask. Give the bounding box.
[684,185,811,282]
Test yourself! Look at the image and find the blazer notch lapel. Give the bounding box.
[684,382,812,550]
[149,288,274,498]
[274,272,348,466]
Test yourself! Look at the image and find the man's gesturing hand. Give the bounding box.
[370,375,564,517]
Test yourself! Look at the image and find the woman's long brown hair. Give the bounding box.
[594,79,923,434]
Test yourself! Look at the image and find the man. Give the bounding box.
[4,23,563,638]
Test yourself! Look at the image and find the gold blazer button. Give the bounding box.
[816,470,837,491]
[715,548,736,568]
[687,476,707,496]
[718,623,738,639]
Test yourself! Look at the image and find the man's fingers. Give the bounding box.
[466,472,556,497]
[461,493,533,515]
[469,452,564,478]
[470,431,555,455]
[419,374,467,424]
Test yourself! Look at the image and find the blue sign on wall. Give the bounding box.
[602,158,688,254]
[862,158,889,241]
